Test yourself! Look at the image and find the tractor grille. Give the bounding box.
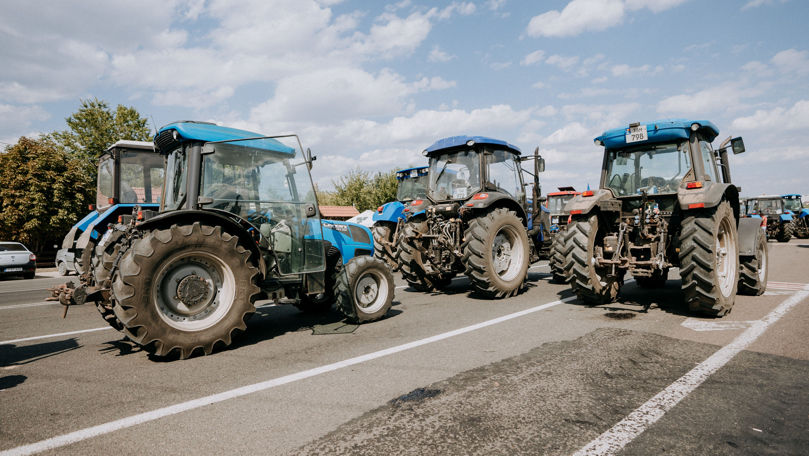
[349,225,371,244]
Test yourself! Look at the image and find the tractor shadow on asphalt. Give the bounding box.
[558,276,698,318]
[0,338,81,368]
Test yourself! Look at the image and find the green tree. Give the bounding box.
[0,137,95,252]
[50,98,151,162]
[332,169,399,212]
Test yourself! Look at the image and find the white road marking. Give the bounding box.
[0,301,58,310]
[0,296,577,456]
[1,327,113,345]
[681,318,756,332]
[573,284,809,456]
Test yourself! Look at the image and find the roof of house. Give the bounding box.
[319,206,360,218]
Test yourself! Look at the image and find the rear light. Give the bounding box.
[377,206,384,213]
[570,209,582,215]
[582,190,594,197]
[137,211,144,221]
[686,182,703,189]
[403,208,410,212]
[688,203,705,209]
[465,202,474,207]
[108,197,115,205]
[472,193,489,200]
[411,199,423,206]
[29,253,36,261]
[118,215,123,223]
[88,204,95,211]
[567,214,572,224]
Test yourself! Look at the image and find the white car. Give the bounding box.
[0,242,36,279]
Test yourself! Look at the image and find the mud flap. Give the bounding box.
[737,217,764,257]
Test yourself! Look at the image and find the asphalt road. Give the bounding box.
[1,240,807,455]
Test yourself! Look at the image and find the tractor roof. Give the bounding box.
[423,135,521,156]
[782,193,802,198]
[396,166,428,180]
[156,121,295,154]
[106,140,154,152]
[595,119,719,150]
[749,195,784,201]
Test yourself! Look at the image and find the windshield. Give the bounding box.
[96,155,115,210]
[120,151,165,204]
[201,135,324,275]
[747,199,783,215]
[783,196,802,212]
[605,142,690,196]
[547,194,575,213]
[396,174,428,202]
[163,148,187,211]
[429,149,480,201]
[0,243,27,252]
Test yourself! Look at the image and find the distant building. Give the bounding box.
[319,205,359,221]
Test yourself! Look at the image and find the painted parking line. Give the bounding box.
[574,284,809,456]
[0,295,578,456]
[0,301,59,310]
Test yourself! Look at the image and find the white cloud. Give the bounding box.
[731,99,809,131]
[610,63,663,77]
[771,48,809,75]
[742,0,789,11]
[0,104,50,140]
[434,2,477,20]
[490,61,512,71]
[541,122,591,145]
[428,46,456,62]
[545,54,580,71]
[525,0,687,38]
[521,50,545,66]
[657,85,751,115]
[486,0,507,10]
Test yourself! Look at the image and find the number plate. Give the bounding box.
[626,125,648,143]
[4,267,23,272]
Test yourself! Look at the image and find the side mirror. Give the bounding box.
[731,137,745,155]
[306,148,316,170]
[537,157,546,173]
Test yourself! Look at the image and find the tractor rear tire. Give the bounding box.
[548,232,567,283]
[75,241,96,276]
[793,218,809,239]
[335,255,393,323]
[634,268,669,289]
[776,222,792,242]
[112,223,260,359]
[295,246,340,313]
[462,208,529,298]
[372,223,398,269]
[738,232,768,296]
[92,230,126,331]
[564,215,622,304]
[398,221,442,291]
[678,201,739,316]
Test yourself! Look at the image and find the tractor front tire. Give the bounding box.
[776,222,793,243]
[738,232,768,296]
[112,223,260,359]
[564,215,622,304]
[678,201,739,316]
[398,221,441,291]
[335,255,394,323]
[462,208,529,298]
[372,223,398,269]
[548,232,567,283]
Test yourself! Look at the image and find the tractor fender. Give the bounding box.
[372,201,405,223]
[405,199,430,219]
[738,217,765,257]
[74,203,161,249]
[463,192,527,224]
[779,213,794,222]
[135,209,265,275]
[565,189,619,215]
[800,208,809,219]
[320,219,373,263]
[677,182,739,214]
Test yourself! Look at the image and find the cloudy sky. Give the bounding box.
[1,0,807,196]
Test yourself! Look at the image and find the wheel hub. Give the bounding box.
[176,274,211,308]
[492,233,513,274]
[356,275,379,308]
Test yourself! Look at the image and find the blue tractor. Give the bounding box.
[371,166,428,268]
[55,140,164,276]
[782,194,808,239]
[563,119,768,315]
[745,195,794,242]
[396,136,548,297]
[78,122,393,359]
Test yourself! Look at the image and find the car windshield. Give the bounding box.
[0,243,27,252]
[429,149,480,201]
[547,194,575,213]
[605,142,690,196]
[747,199,783,215]
[783,197,802,212]
[396,174,428,202]
[201,135,324,275]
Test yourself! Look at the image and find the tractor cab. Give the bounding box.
[395,167,429,202]
[154,121,325,276]
[782,194,804,214]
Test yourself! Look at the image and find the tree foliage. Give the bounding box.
[0,137,95,252]
[50,98,151,163]
[331,169,398,212]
